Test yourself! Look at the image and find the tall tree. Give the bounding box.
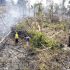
[62,0,66,19]
[33,3,44,31]
[17,0,28,16]
[54,3,59,14]
[33,3,43,17]
[48,1,54,22]
[67,0,70,16]
[17,0,27,7]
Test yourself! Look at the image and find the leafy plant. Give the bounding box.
[28,31,59,48]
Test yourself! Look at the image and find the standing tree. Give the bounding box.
[54,3,59,14]
[61,0,66,20]
[33,3,44,32]
[48,1,54,22]
[67,1,70,16]
[17,0,28,16]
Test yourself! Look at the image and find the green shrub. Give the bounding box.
[43,23,48,28]
[30,32,44,48]
[28,31,59,48]
[15,19,61,49]
[16,22,26,30]
[45,37,58,48]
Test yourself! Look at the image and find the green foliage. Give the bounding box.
[15,18,64,49]
[30,32,44,48]
[47,22,67,31]
[45,37,58,48]
[16,19,32,31]
[16,22,25,30]
[28,31,59,48]
[43,22,49,28]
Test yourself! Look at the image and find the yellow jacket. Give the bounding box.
[15,32,19,39]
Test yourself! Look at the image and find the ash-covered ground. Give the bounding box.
[0,37,70,70]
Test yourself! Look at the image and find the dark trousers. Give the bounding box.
[15,39,18,44]
[68,36,70,47]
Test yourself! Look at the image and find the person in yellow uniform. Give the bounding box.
[15,32,19,44]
